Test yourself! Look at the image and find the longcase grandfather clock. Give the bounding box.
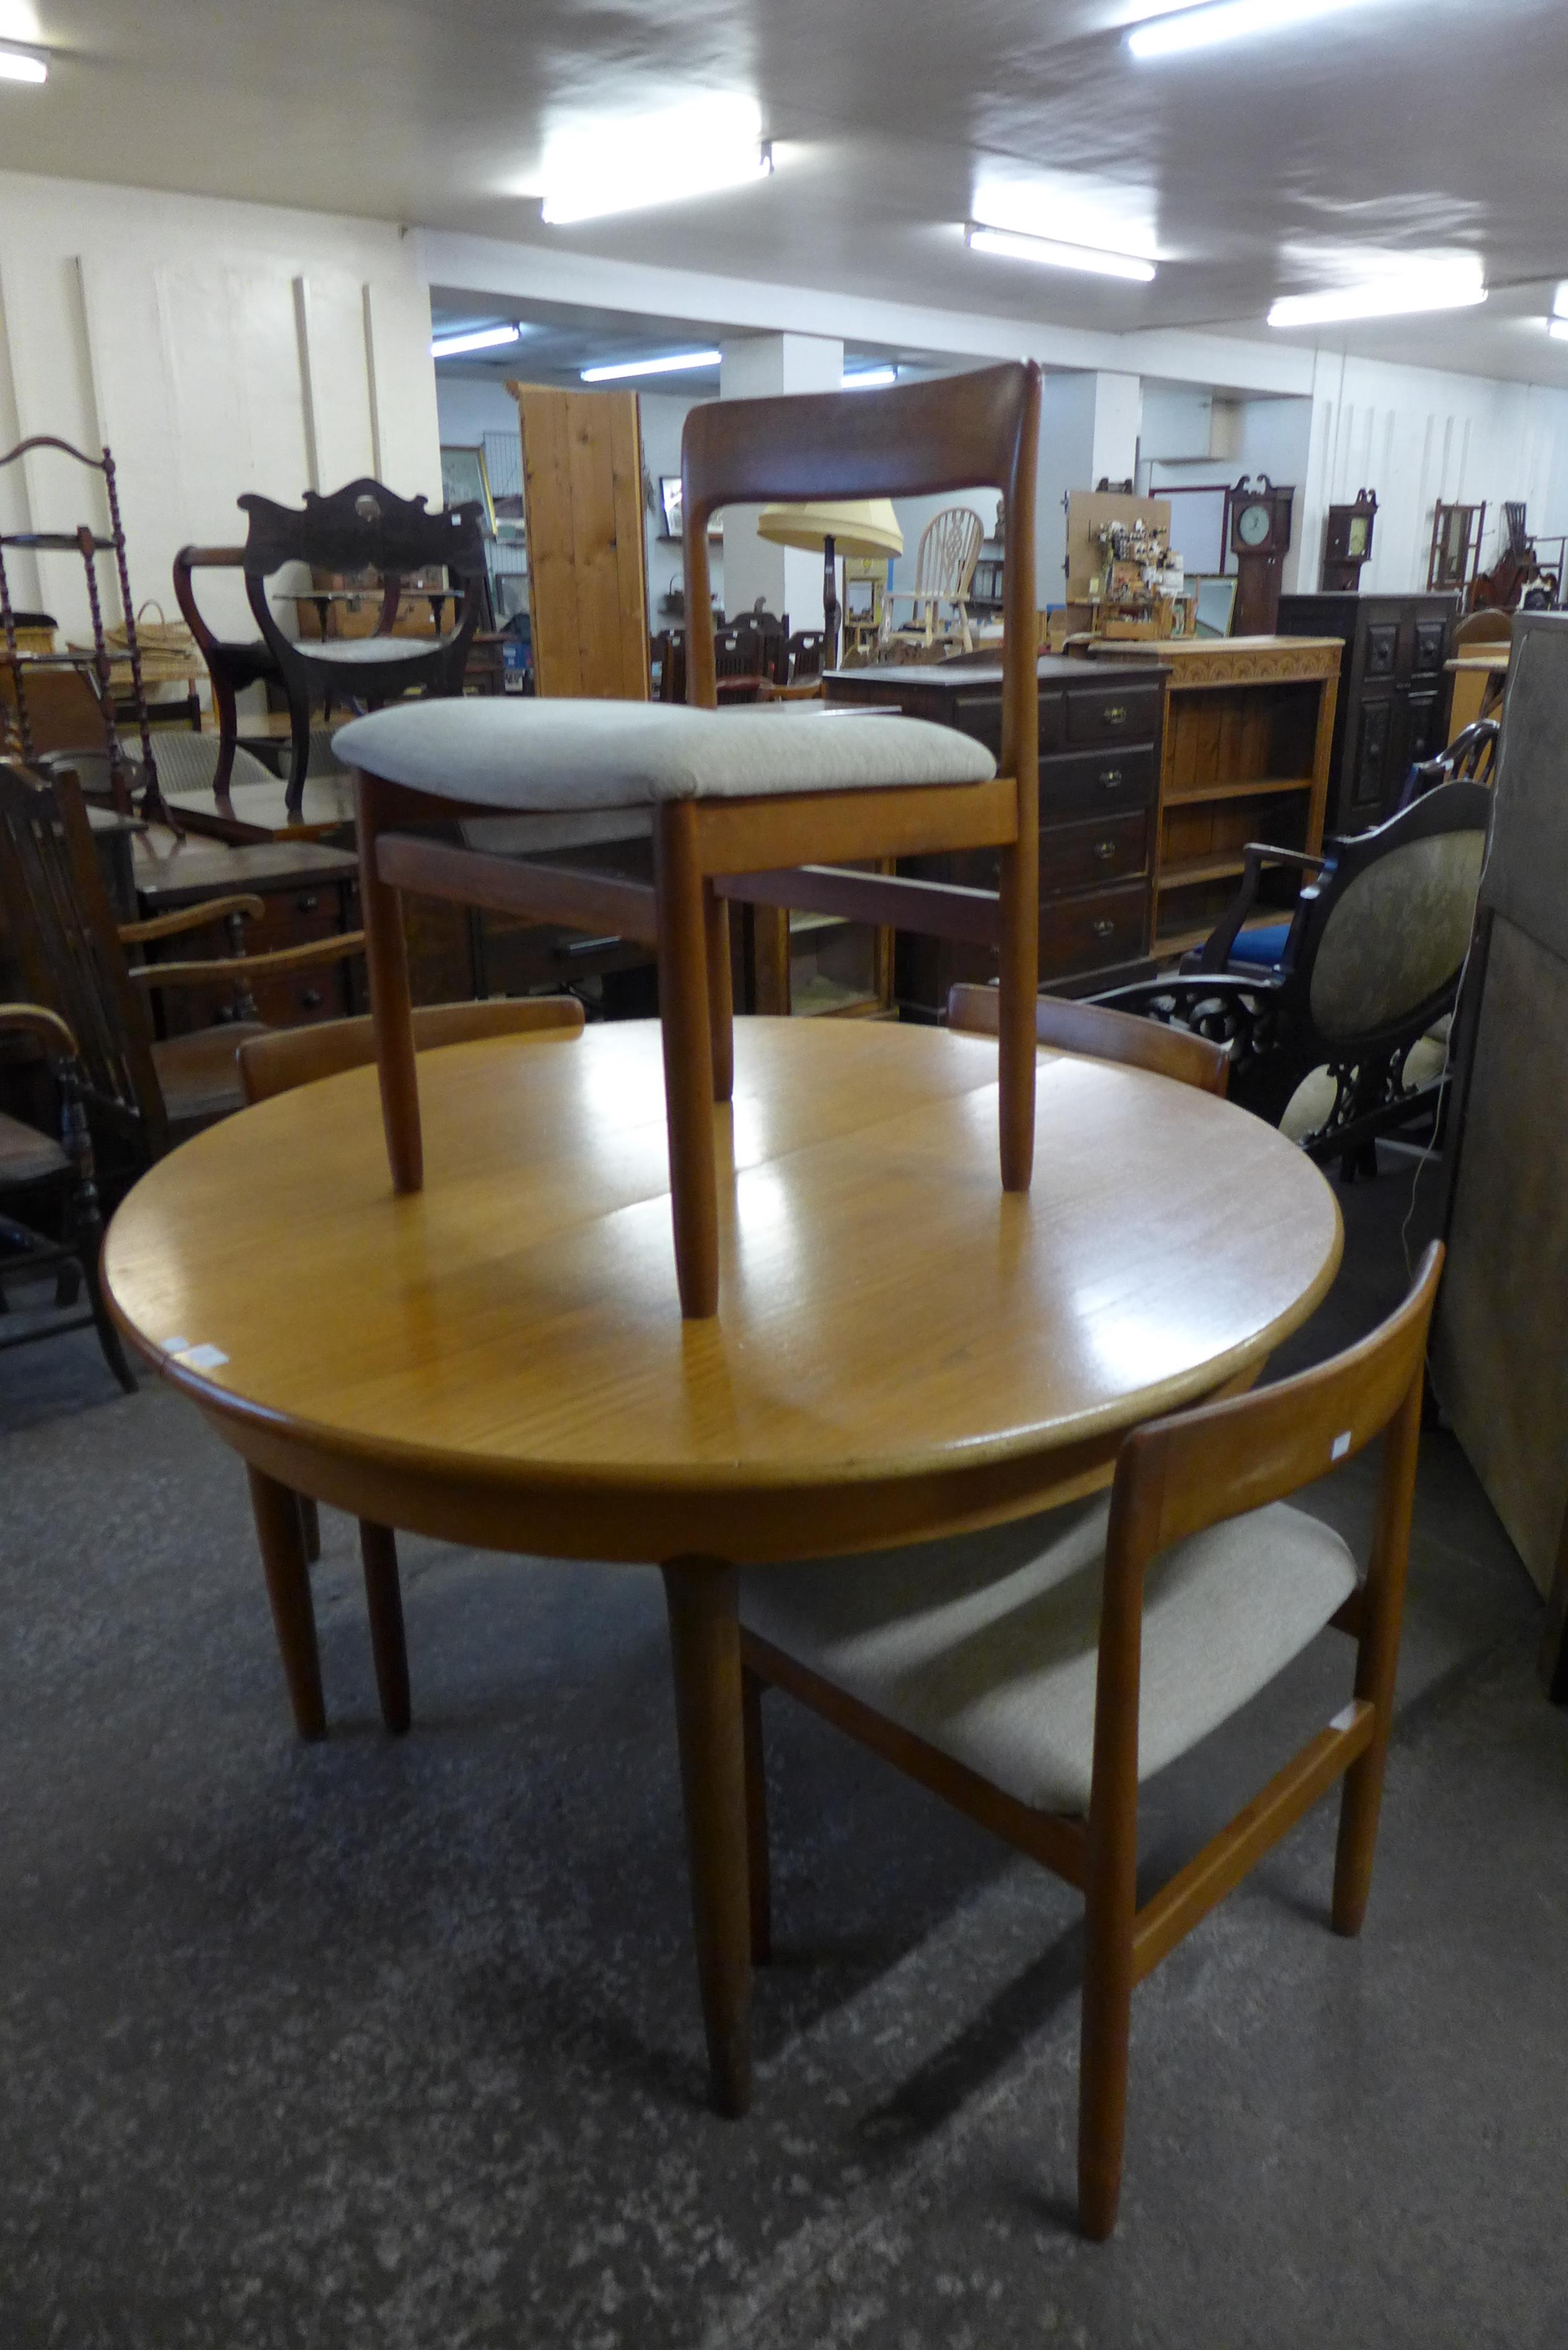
[1228,474,1295,635]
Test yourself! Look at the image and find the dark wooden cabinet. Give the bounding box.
[1277,591,1456,833]
[824,655,1164,1016]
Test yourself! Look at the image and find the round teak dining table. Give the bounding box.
[103,1014,1342,2116]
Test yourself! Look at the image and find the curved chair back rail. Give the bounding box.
[947,981,1229,1095]
[238,995,584,1105]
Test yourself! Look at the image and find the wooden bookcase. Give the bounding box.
[1077,635,1342,957]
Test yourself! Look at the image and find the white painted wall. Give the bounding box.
[719,334,843,628]
[0,169,440,645]
[1296,350,1568,597]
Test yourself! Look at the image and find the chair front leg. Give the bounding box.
[354,769,424,1194]
[1078,1794,1138,2239]
[653,802,720,1318]
[1333,1374,1422,1934]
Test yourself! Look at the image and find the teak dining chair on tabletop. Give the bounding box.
[338,361,1044,1318]
[739,1243,1443,2239]
[234,993,585,1738]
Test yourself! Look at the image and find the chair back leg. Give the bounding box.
[1332,1369,1424,1933]
[704,882,735,1103]
[653,802,721,1318]
[354,770,424,1194]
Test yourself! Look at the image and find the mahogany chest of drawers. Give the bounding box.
[823,654,1164,1016]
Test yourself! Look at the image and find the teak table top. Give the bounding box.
[104,1019,1342,1563]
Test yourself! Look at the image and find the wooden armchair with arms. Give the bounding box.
[1096,779,1491,1169]
[173,479,487,842]
[740,1237,1444,2236]
[0,998,134,1390]
[0,760,366,1159]
[337,361,1044,1318]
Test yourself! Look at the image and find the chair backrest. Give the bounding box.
[681,361,1041,791]
[0,760,168,1154]
[1396,716,1498,808]
[238,995,584,1105]
[238,478,487,677]
[1454,608,1512,649]
[948,981,1228,1095]
[786,629,826,681]
[512,383,650,700]
[1291,780,1491,1045]
[1106,1243,1442,1580]
[915,505,986,601]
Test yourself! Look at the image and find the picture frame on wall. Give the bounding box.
[441,443,496,536]
[659,476,722,541]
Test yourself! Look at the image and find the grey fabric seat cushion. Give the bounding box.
[333,698,998,812]
[740,1494,1358,1816]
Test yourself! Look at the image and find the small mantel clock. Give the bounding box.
[1321,490,1378,591]
[1228,474,1295,635]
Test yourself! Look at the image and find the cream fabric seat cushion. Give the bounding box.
[740,1494,1358,1817]
[332,698,998,812]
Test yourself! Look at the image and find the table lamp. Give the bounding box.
[755,499,903,667]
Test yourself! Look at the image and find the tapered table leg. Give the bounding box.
[661,1556,752,2115]
[246,1465,326,1740]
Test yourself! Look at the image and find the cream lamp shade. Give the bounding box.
[755,499,904,559]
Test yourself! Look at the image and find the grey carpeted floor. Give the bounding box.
[2,1150,1566,2349]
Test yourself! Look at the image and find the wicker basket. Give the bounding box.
[107,600,197,660]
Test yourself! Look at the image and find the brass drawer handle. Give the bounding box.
[1091,917,1116,940]
[1102,704,1129,728]
[1099,767,1124,789]
[1093,839,1118,862]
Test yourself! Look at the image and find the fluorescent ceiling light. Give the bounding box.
[842,366,897,390]
[964,222,1156,283]
[0,41,47,81]
[1128,0,1364,61]
[541,95,772,225]
[1549,320,1568,344]
[1552,283,1568,319]
[430,323,522,359]
[1267,262,1486,328]
[581,350,722,383]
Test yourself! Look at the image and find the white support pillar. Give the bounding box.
[718,333,843,627]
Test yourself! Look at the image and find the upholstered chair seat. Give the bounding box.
[333,698,997,812]
[740,1495,1358,1816]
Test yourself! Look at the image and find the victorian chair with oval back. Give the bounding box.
[172,479,488,840]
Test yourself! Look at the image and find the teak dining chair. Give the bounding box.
[740,1243,1444,2239]
[234,995,584,1738]
[946,980,1230,1096]
[337,361,1043,1318]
